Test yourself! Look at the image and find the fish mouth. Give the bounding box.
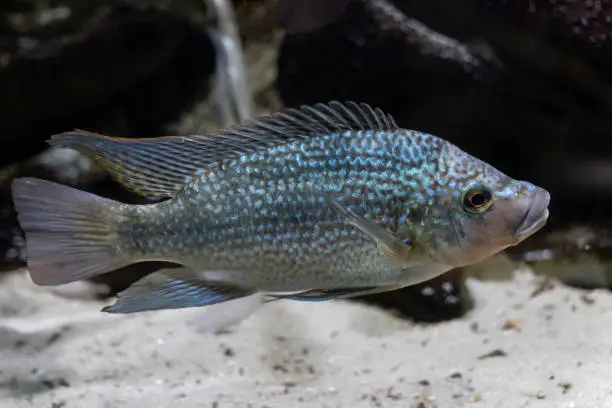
[513,187,551,241]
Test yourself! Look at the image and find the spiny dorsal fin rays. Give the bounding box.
[49,131,208,198]
[48,101,399,199]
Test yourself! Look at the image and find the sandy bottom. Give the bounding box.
[1,268,611,408]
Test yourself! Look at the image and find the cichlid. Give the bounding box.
[11,101,550,314]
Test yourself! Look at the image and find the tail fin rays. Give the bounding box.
[11,177,132,286]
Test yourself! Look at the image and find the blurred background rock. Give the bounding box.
[1,0,611,323]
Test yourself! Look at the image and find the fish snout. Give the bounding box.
[513,186,550,241]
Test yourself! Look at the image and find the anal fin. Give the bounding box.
[102,267,255,314]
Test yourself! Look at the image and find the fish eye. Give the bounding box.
[462,187,493,214]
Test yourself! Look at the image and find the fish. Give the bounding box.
[10,101,550,314]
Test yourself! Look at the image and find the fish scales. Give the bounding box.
[119,129,443,290]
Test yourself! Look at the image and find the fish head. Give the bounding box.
[423,142,550,267]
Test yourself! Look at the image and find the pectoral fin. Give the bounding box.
[330,199,413,268]
[102,267,255,314]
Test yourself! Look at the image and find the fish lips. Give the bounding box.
[513,187,551,241]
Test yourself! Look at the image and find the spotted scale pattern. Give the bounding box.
[119,128,451,292]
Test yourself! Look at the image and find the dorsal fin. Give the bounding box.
[48,101,398,199]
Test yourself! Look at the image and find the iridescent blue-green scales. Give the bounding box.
[54,102,460,293]
[121,130,446,291]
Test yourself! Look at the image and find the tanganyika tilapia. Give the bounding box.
[11,101,550,313]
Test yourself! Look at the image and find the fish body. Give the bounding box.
[11,101,550,313]
[117,128,447,292]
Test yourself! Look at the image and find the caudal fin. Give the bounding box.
[11,177,132,286]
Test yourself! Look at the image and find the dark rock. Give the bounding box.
[480,0,612,73]
[0,5,215,161]
[277,0,497,114]
[357,268,471,322]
